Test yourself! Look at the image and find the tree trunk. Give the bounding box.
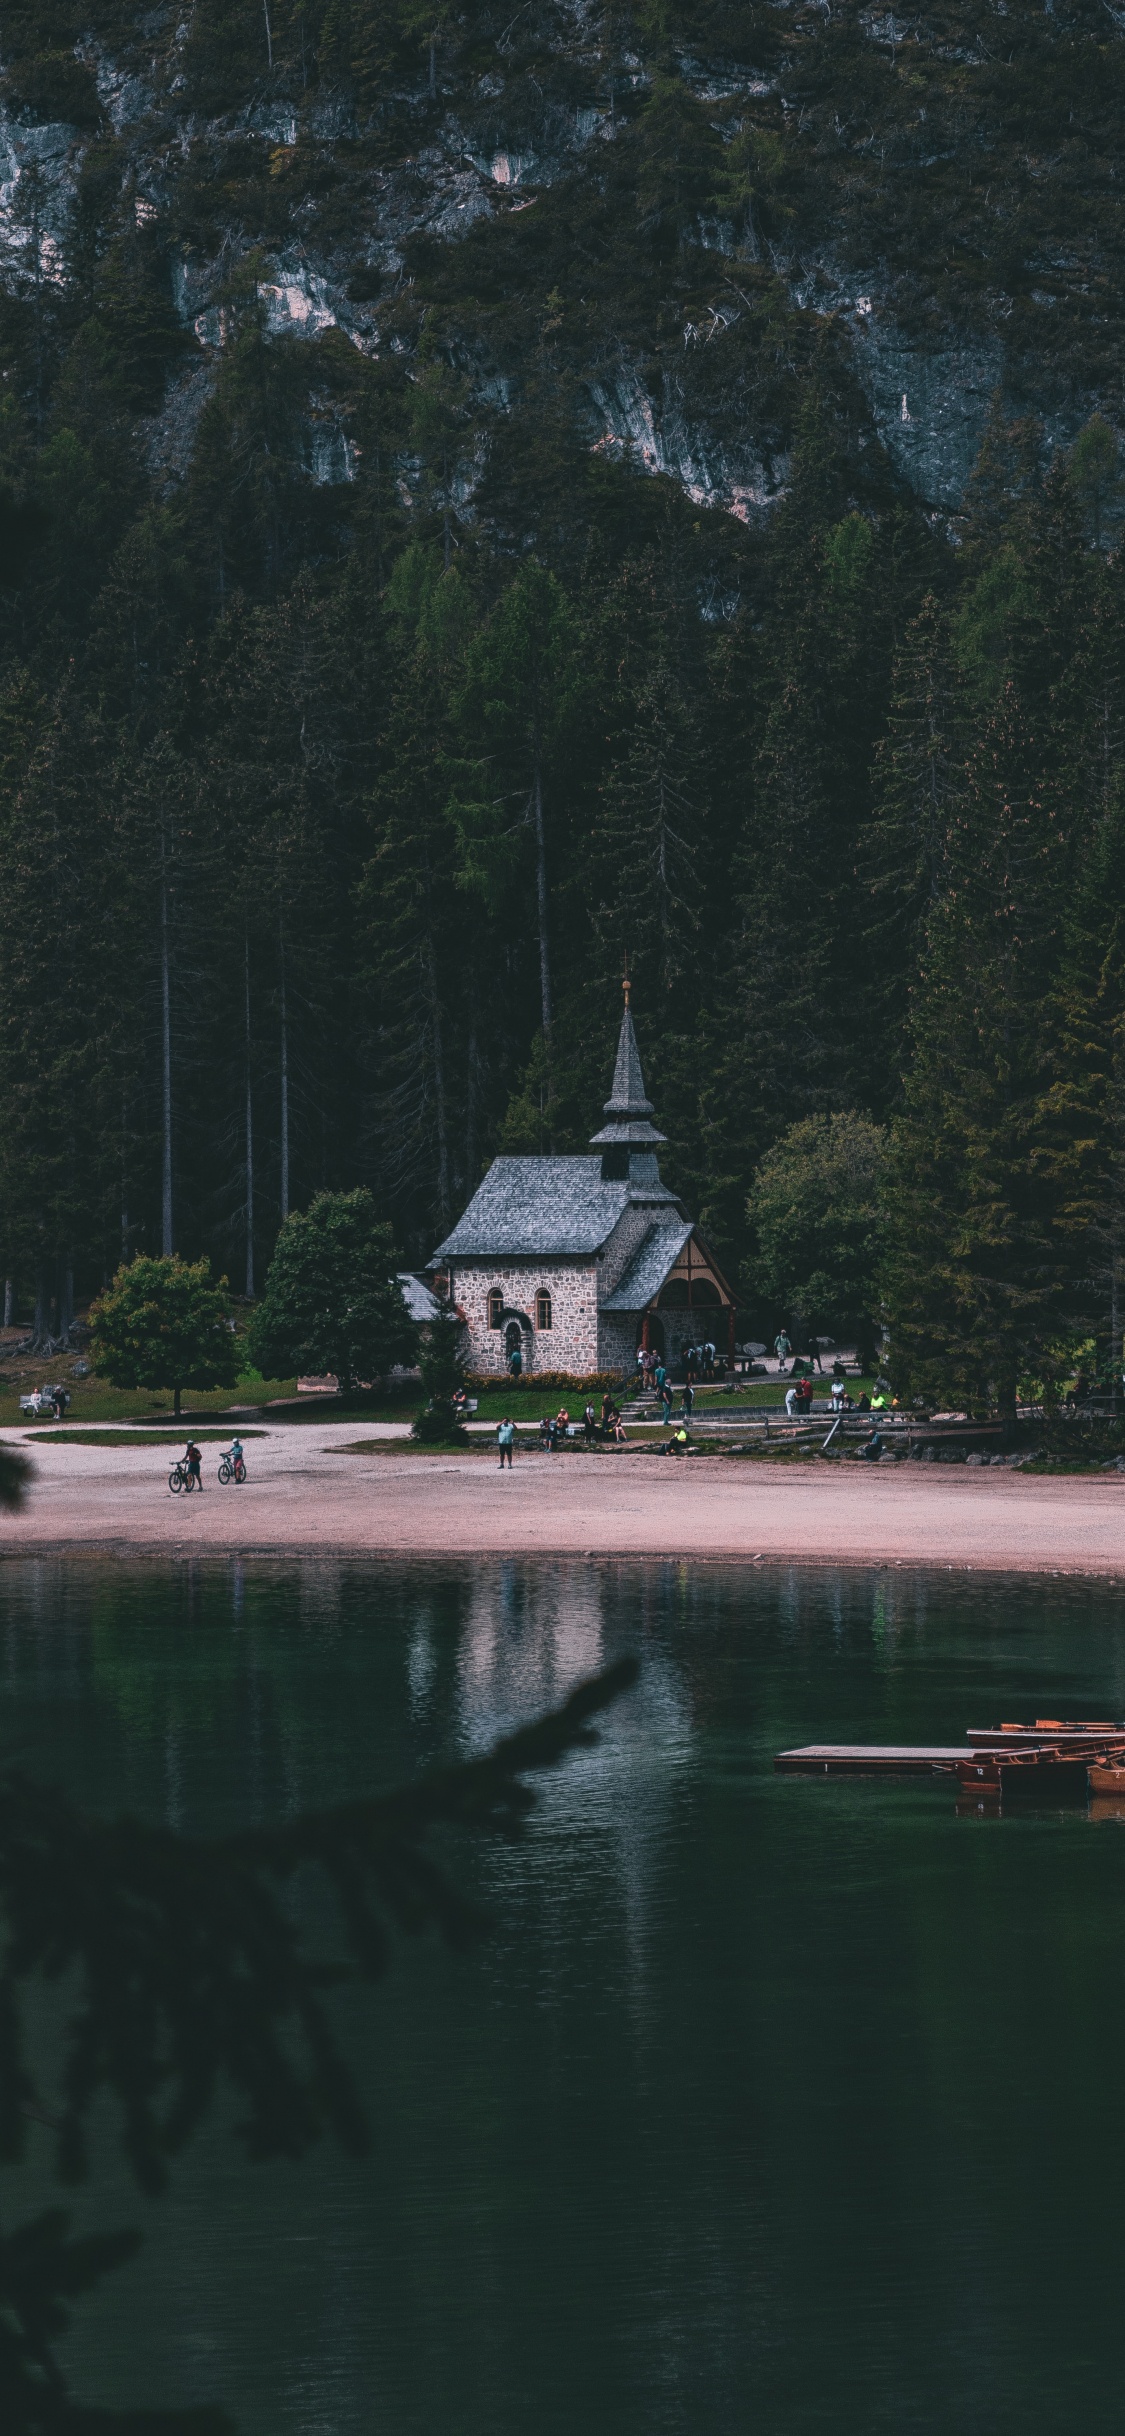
[2,1279,11,1328]
[33,1268,47,1346]
[120,1085,130,1266]
[263,0,273,65]
[532,736,554,1136]
[424,935,450,1230]
[465,999,479,1186]
[160,828,173,1257]
[244,932,255,1299]
[1111,1238,1121,1418]
[278,921,290,1220]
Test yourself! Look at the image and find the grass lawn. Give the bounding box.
[0,1365,883,1431]
[460,1383,863,1420]
[20,1427,269,1448]
[0,1369,301,1426]
[470,1389,618,1422]
[698,1375,879,1408]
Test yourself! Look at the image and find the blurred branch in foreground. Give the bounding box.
[0,1653,639,2433]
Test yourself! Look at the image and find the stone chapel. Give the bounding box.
[429,989,736,1379]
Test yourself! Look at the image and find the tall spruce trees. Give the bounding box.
[882,437,1107,1415]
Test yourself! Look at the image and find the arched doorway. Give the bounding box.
[637,1314,666,1359]
[504,1320,524,1362]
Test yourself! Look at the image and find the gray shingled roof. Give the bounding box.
[397,1272,441,1323]
[599,1219,694,1312]
[604,1006,654,1117]
[589,1004,666,1147]
[432,1157,636,1258]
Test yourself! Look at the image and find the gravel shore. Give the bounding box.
[2,1423,1124,1574]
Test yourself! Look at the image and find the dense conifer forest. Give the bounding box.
[2,0,1125,1408]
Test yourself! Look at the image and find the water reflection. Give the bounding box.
[3,1558,1125,2434]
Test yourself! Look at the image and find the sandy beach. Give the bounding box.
[2,1422,1124,1573]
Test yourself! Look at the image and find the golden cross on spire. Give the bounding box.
[623,951,631,1009]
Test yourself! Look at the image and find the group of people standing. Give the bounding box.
[497,1394,629,1464]
[636,1342,717,1392]
[636,1351,696,1425]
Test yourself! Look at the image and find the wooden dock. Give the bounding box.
[776,1744,972,1775]
[776,1720,1125,1796]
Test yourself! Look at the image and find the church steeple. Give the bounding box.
[589,972,677,1201]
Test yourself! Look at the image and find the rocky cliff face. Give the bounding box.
[1,0,1121,545]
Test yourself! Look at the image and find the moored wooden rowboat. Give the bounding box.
[1088,1761,1125,1794]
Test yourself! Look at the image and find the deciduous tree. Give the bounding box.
[88,1254,239,1418]
[248,1189,414,1392]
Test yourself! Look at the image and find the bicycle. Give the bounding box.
[168,1461,197,1494]
[217,1450,246,1485]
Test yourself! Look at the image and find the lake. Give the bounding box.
[4,1553,1125,2434]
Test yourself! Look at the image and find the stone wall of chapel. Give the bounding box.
[451,1261,600,1376]
[597,1204,663,1300]
[596,1312,641,1376]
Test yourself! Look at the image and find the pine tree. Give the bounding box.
[860,594,962,1107]
[884,681,1072,1419]
[362,554,476,1247]
[590,647,702,995]
[0,685,119,1334]
[455,562,582,1130]
[1038,792,1125,1385]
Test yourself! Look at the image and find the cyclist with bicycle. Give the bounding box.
[217,1437,246,1484]
[185,1442,203,1492]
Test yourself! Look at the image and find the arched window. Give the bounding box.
[691,1278,722,1308]
[658,1278,689,1309]
[488,1288,504,1330]
[536,1288,553,1331]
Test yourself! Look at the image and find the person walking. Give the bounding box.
[774,1328,791,1373]
[661,1380,674,1425]
[497,1417,515,1469]
[508,1340,523,1380]
[653,1359,667,1401]
[682,1379,695,1419]
[600,1390,614,1439]
[583,1402,597,1444]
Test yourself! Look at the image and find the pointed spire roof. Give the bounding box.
[589,971,667,1148]
[604,1002,655,1119]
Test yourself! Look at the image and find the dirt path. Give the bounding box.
[2,1426,1124,1573]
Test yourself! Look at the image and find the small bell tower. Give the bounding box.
[589,964,676,1198]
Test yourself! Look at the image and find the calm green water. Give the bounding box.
[4,1554,1125,2433]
